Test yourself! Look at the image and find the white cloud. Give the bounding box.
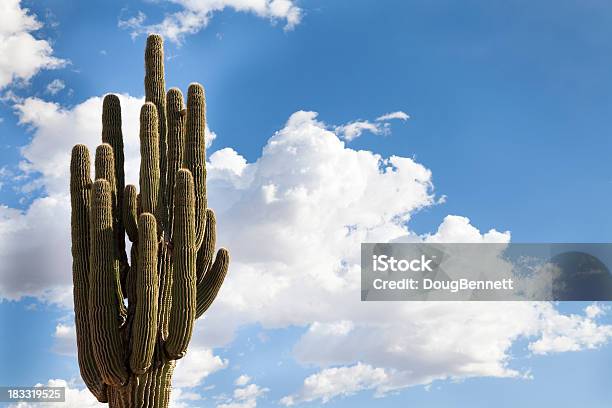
[529,304,612,355]
[235,375,252,386]
[3,97,612,405]
[0,89,24,104]
[424,214,510,243]
[118,11,147,35]
[282,304,612,404]
[119,0,302,44]
[209,147,247,176]
[52,322,77,356]
[0,196,74,305]
[334,120,385,141]
[8,379,99,408]
[170,388,204,408]
[174,346,228,388]
[334,111,410,141]
[217,383,269,408]
[376,111,410,121]
[45,79,65,95]
[280,363,387,405]
[585,303,607,319]
[0,0,66,89]
[14,95,144,196]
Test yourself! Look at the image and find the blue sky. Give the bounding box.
[2,0,612,407]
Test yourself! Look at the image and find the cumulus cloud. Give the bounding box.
[3,97,612,405]
[282,303,612,404]
[529,304,612,355]
[119,0,302,44]
[424,214,510,243]
[280,363,387,405]
[45,79,65,95]
[217,382,269,408]
[0,196,74,305]
[174,347,228,388]
[0,0,66,89]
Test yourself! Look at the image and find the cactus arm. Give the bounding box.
[101,95,129,280]
[139,103,161,225]
[130,213,159,374]
[145,34,168,234]
[94,144,116,195]
[89,179,129,387]
[165,169,197,359]
[194,207,229,319]
[195,248,230,319]
[196,208,216,284]
[183,83,207,250]
[157,88,185,341]
[166,88,186,241]
[94,144,128,311]
[70,145,108,402]
[123,184,138,243]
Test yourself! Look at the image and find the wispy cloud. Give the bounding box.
[376,111,410,121]
[334,120,386,141]
[45,79,65,95]
[334,110,410,141]
[118,0,302,44]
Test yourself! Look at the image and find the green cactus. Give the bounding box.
[70,34,230,407]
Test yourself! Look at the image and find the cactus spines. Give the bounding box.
[69,34,230,407]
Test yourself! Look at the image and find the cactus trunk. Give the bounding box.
[69,34,230,407]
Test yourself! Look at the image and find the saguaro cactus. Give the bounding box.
[70,34,230,407]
